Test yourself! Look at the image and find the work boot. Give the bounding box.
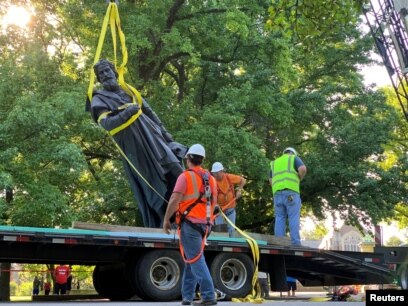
[181,301,192,305]
[192,300,217,306]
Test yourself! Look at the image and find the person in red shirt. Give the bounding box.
[43,280,51,295]
[211,162,246,237]
[53,264,71,295]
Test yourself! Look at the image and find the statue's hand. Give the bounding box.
[126,104,140,115]
[168,142,188,160]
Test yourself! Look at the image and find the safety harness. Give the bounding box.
[177,169,213,264]
[216,174,236,211]
[88,3,262,302]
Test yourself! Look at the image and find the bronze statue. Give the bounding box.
[89,59,186,228]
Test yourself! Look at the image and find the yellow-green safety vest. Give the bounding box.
[270,154,300,195]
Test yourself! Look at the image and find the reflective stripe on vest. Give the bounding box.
[181,171,203,202]
[270,154,300,195]
[178,168,216,223]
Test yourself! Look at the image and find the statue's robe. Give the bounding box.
[91,89,185,227]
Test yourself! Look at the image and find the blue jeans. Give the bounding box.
[180,221,215,302]
[273,190,301,245]
[215,208,236,237]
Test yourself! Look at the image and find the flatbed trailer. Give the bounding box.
[0,225,394,301]
[375,245,408,290]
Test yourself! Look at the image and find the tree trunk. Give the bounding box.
[0,263,11,301]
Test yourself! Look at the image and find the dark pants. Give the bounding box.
[54,283,67,295]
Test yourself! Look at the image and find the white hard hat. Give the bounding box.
[211,162,224,173]
[283,147,297,155]
[186,144,205,157]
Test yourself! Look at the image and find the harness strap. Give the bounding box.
[178,194,205,224]
[179,169,212,224]
[217,174,237,212]
[178,222,209,264]
[177,169,213,264]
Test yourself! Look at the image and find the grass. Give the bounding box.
[10,296,32,302]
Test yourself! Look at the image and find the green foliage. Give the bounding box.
[0,0,405,233]
[267,0,364,46]
[9,282,17,297]
[386,235,404,247]
[302,222,328,240]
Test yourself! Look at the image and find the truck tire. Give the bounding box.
[130,250,183,301]
[210,252,254,298]
[400,263,408,290]
[128,260,150,300]
[93,264,135,301]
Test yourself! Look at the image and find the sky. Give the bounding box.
[361,63,393,88]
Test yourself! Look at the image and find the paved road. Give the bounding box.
[6,302,364,306]
[9,291,366,305]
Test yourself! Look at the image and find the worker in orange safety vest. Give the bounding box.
[163,144,218,306]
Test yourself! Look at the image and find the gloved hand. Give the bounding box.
[213,205,221,215]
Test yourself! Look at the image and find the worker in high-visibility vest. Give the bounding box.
[163,144,218,306]
[269,147,307,245]
[211,162,246,237]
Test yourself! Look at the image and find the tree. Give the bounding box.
[302,222,328,240]
[380,87,408,229]
[0,0,405,232]
[386,235,404,247]
[266,0,407,229]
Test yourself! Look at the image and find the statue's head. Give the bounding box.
[94,59,119,91]
[94,59,118,81]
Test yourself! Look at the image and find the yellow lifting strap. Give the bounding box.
[218,209,264,304]
[87,2,167,203]
[86,1,142,108]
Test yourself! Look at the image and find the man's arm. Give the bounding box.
[294,157,307,181]
[91,95,139,131]
[235,176,246,199]
[268,169,273,186]
[163,192,183,234]
[297,165,307,181]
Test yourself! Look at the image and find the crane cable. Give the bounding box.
[87,1,167,203]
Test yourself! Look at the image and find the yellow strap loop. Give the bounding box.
[87,2,166,203]
[218,209,264,303]
[87,3,114,102]
[87,2,142,107]
[108,109,142,136]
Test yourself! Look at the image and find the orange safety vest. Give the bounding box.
[177,166,217,224]
[216,174,237,211]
